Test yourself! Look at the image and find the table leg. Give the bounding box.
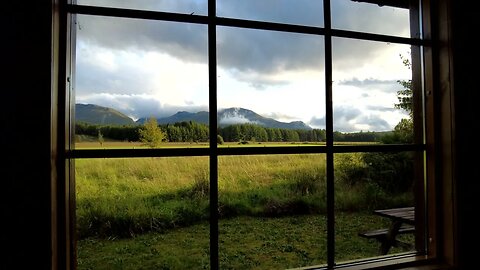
[380,221,403,255]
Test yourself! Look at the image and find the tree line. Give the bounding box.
[76,121,389,143]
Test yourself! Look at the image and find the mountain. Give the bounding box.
[145,111,210,125]
[137,107,312,130]
[218,108,312,130]
[75,104,135,125]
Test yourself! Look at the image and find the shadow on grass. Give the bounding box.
[77,172,410,239]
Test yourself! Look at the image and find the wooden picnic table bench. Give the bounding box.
[358,206,415,255]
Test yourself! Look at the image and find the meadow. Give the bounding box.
[75,142,414,269]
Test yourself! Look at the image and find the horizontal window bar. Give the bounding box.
[332,143,425,153]
[69,147,210,159]
[330,28,428,46]
[215,16,326,36]
[67,4,208,25]
[67,4,428,46]
[69,144,425,159]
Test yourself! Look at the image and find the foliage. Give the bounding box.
[217,134,224,145]
[97,130,104,146]
[362,152,414,193]
[380,118,413,144]
[76,122,141,141]
[138,117,166,148]
[334,153,368,187]
[163,121,209,142]
[395,54,413,118]
[336,55,417,194]
[334,130,386,142]
[76,121,398,144]
[385,53,414,144]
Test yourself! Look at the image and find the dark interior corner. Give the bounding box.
[1,0,479,269]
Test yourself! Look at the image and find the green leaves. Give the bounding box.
[138,117,167,148]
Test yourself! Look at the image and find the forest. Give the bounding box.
[75,121,390,143]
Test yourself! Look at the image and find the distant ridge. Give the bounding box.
[136,107,312,130]
[75,104,135,125]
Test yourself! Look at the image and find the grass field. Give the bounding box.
[75,140,376,149]
[75,142,413,269]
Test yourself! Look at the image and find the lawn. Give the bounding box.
[75,146,414,269]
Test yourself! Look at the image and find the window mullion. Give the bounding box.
[324,0,335,268]
[208,0,219,269]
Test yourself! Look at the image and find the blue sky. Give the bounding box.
[75,0,413,132]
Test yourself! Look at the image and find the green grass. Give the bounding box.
[75,141,377,149]
[78,214,414,270]
[75,149,414,269]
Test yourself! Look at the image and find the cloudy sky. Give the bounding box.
[75,0,413,132]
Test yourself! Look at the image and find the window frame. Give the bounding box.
[58,0,442,269]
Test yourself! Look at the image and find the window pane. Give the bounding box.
[217,27,326,146]
[334,151,420,263]
[74,15,209,149]
[217,0,324,27]
[332,38,415,144]
[218,154,327,269]
[76,0,208,15]
[76,157,210,269]
[331,0,414,38]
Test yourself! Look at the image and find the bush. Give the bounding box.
[362,152,414,194]
[335,153,368,186]
[217,134,224,145]
[335,152,414,194]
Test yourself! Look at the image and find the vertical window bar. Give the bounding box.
[410,0,427,255]
[208,0,219,269]
[66,8,77,270]
[323,0,335,268]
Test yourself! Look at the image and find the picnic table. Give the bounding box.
[358,206,415,255]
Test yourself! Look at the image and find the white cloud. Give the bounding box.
[74,1,414,131]
[76,93,208,121]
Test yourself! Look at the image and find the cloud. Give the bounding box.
[331,0,410,37]
[217,0,324,26]
[366,105,397,112]
[309,106,393,132]
[217,26,325,74]
[339,78,398,87]
[219,115,257,126]
[309,116,325,128]
[337,78,402,95]
[76,1,410,88]
[74,0,412,126]
[77,14,208,64]
[76,93,208,120]
[264,112,300,122]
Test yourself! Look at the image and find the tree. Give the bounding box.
[394,54,413,118]
[381,54,414,144]
[138,117,166,148]
[98,130,104,146]
[217,134,224,145]
[361,54,415,194]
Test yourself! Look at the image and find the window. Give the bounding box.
[64,0,434,269]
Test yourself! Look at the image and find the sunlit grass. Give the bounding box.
[75,148,413,269]
[75,141,378,149]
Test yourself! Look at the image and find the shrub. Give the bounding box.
[335,153,368,186]
[217,134,224,145]
[362,152,414,194]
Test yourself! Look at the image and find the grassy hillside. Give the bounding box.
[76,103,135,125]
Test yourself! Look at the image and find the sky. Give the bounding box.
[75,0,413,132]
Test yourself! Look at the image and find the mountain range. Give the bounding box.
[76,104,312,130]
